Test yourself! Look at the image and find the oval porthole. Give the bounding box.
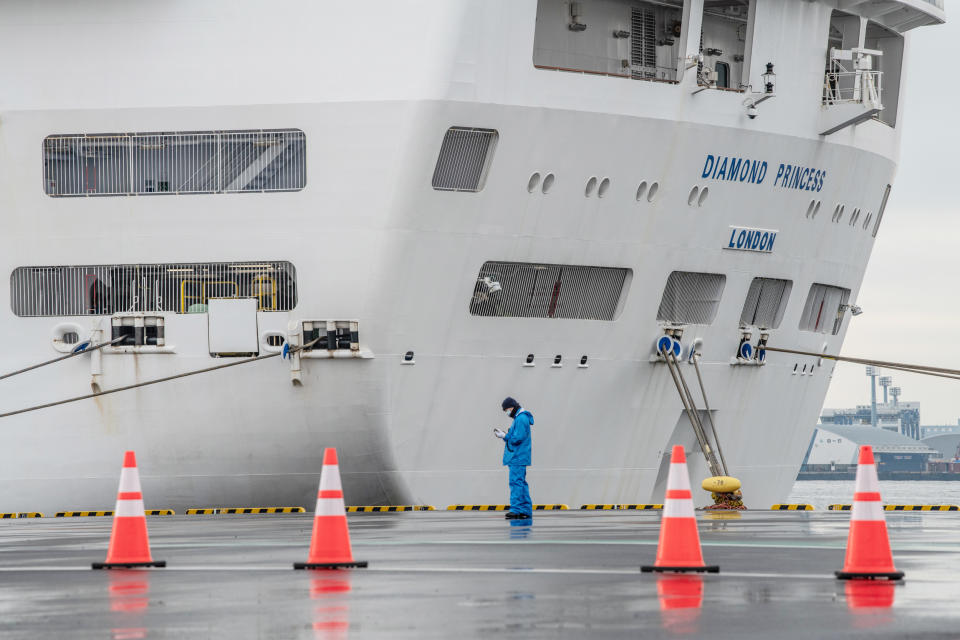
[647,182,660,202]
[598,177,610,198]
[635,181,648,202]
[863,212,872,230]
[585,176,598,197]
[542,173,555,194]
[266,334,285,347]
[687,186,699,206]
[806,200,816,218]
[62,331,80,345]
[527,172,541,193]
[813,201,821,218]
[698,187,709,207]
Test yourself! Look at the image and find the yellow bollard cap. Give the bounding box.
[701,476,742,493]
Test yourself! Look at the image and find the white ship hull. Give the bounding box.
[0,0,943,512]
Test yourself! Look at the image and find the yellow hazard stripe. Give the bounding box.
[186,508,219,515]
[828,504,852,511]
[446,505,510,511]
[18,512,44,518]
[218,507,306,514]
[580,504,619,510]
[145,509,176,516]
[619,504,663,510]
[55,511,113,517]
[346,506,435,512]
[884,505,960,511]
[770,504,814,511]
[533,504,569,510]
[0,513,17,519]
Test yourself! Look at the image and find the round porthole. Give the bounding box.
[585,176,598,197]
[527,172,541,193]
[697,187,709,207]
[635,181,648,201]
[687,186,699,206]
[647,182,660,202]
[542,173,555,194]
[598,177,611,198]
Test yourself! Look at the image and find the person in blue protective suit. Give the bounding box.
[494,397,533,519]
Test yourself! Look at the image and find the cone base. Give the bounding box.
[294,561,368,570]
[835,570,904,581]
[642,565,719,574]
[92,560,166,570]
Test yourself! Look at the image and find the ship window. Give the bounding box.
[43,129,306,197]
[469,262,630,321]
[657,272,726,325]
[798,283,850,335]
[9,261,297,317]
[431,127,498,192]
[740,278,792,329]
[715,62,730,89]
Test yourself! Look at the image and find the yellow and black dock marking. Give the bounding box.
[0,513,17,519]
[55,511,113,517]
[580,504,619,510]
[145,509,176,516]
[884,505,959,511]
[828,505,852,511]
[447,505,510,511]
[619,504,663,510]
[217,507,306,515]
[186,508,219,515]
[347,506,435,512]
[18,512,44,518]
[533,504,569,510]
[771,504,814,511]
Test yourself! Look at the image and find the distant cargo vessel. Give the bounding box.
[0,0,945,512]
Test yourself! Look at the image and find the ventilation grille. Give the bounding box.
[431,127,498,192]
[43,129,306,197]
[657,272,726,325]
[470,262,629,321]
[10,261,297,317]
[740,278,792,329]
[798,283,850,335]
[630,5,657,78]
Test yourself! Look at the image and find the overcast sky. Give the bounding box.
[822,13,958,424]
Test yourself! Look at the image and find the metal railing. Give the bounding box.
[823,70,883,106]
[43,129,306,197]
[10,261,297,317]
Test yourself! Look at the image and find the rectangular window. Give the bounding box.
[740,277,792,328]
[10,261,296,317]
[657,272,726,325]
[43,129,306,197]
[469,262,630,321]
[798,283,850,335]
[699,0,753,90]
[431,127,498,192]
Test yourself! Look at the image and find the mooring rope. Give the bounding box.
[0,335,127,382]
[0,338,320,419]
[763,346,960,380]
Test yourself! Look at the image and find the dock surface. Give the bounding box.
[2,511,959,638]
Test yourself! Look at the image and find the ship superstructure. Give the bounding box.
[0,0,945,512]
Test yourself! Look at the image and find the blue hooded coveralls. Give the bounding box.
[503,409,533,515]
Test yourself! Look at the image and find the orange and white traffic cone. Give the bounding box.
[92,451,165,569]
[835,445,903,580]
[642,446,718,573]
[294,448,367,570]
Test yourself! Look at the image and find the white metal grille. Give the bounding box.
[469,262,629,321]
[798,283,850,335]
[43,129,306,197]
[10,261,297,317]
[431,127,498,192]
[740,278,792,329]
[630,5,657,79]
[657,272,726,325]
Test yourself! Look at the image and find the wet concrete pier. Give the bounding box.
[2,511,959,638]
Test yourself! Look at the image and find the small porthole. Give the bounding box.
[863,213,872,230]
[552,354,562,367]
[62,331,79,345]
[403,350,415,362]
[837,205,845,223]
[527,172,541,193]
[585,176,598,197]
[525,353,535,364]
[636,181,648,201]
[687,186,699,206]
[806,200,816,218]
[698,187,709,207]
[793,363,798,373]
[266,335,285,347]
[647,182,660,202]
[542,173,555,194]
[813,201,821,218]
[579,355,589,368]
[598,177,610,198]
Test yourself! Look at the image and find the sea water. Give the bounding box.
[787,480,960,510]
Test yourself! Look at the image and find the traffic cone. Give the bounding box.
[835,445,903,580]
[92,451,165,569]
[642,446,718,573]
[294,448,368,570]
